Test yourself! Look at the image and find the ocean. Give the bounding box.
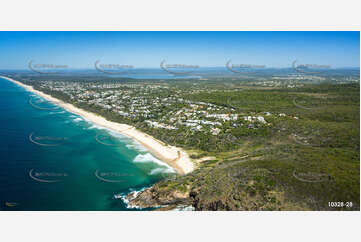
[0,77,175,210]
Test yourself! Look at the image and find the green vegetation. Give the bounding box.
[19,75,360,210]
[153,83,360,210]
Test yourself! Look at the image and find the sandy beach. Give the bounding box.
[1,76,194,175]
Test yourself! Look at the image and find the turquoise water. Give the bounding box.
[0,77,175,210]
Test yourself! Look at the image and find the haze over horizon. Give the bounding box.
[0,32,359,69]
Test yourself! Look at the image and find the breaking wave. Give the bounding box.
[149,167,175,175]
[114,186,150,209]
[49,110,65,115]
[126,142,148,152]
[73,117,83,122]
[87,124,107,130]
[133,153,176,174]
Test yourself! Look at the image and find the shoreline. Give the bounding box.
[1,75,194,175]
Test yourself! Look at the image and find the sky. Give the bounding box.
[0,31,359,69]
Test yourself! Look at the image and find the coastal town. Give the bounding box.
[27,79,280,136]
[17,74,358,156]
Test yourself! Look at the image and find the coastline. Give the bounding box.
[1,75,194,175]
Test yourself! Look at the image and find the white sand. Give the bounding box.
[1,76,194,175]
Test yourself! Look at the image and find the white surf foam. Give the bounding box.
[107,130,128,140]
[73,117,83,122]
[149,167,175,175]
[126,142,148,152]
[133,153,175,171]
[49,110,65,115]
[87,124,106,130]
[115,186,150,209]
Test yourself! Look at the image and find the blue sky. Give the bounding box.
[0,31,359,69]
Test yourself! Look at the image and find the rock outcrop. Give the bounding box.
[128,185,192,208]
